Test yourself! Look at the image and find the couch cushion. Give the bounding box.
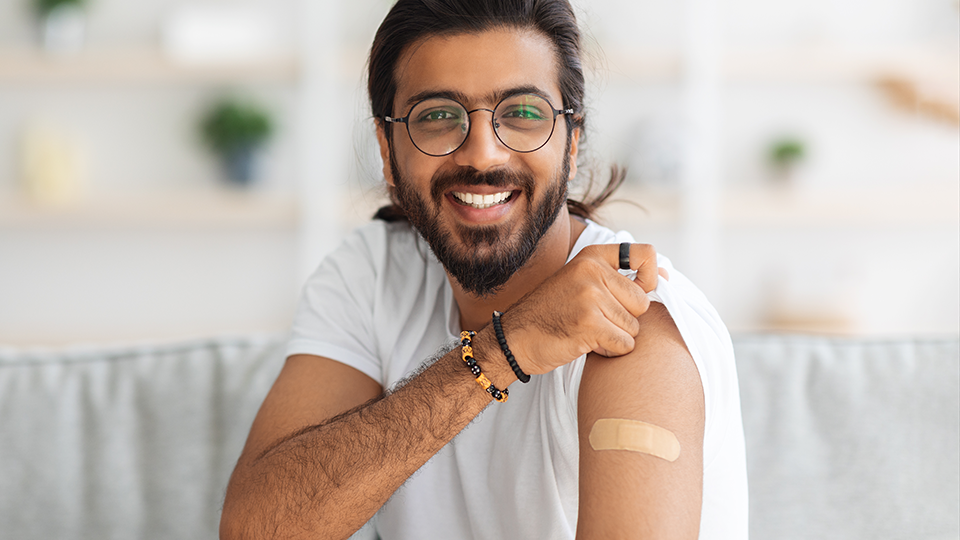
[734,334,960,540]
[1,334,957,539]
[0,336,286,540]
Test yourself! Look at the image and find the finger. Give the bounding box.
[587,243,656,274]
[601,267,652,319]
[628,244,659,293]
[658,267,670,281]
[597,294,642,337]
[580,243,659,293]
[593,323,636,357]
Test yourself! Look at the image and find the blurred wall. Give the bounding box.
[0,0,957,345]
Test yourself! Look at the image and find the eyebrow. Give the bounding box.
[400,85,556,113]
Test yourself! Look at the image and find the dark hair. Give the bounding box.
[368,0,625,223]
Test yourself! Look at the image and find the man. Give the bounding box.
[221,0,748,538]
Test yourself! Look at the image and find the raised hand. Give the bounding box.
[499,243,660,374]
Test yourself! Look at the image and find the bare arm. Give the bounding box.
[220,329,515,540]
[576,303,705,539]
[220,243,660,539]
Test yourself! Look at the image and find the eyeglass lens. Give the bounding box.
[406,94,557,156]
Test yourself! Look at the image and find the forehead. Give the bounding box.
[393,27,562,111]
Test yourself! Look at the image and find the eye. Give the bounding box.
[501,105,546,120]
[417,108,461,122]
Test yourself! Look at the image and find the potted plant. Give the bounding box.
[200,99,274,185]
[34,0,88,55]
[767,137,807,184]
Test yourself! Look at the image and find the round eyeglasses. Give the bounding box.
[384,92,574,157]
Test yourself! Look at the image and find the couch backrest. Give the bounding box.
[735,335,960,540]
[1,334,957,539]
[0,336,286,540]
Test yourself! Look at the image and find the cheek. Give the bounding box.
[391,134,439,184]
[532,136,571,180]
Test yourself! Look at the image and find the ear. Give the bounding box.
[376,122,395,187]
[567,126,581,181]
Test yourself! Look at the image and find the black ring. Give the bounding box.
[619,242,631,270]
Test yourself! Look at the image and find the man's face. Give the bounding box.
[378,28,580,296]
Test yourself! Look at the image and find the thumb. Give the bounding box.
[623,243,658,293]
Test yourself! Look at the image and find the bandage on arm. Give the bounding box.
[588,418,681,462]
[576,303,704,539]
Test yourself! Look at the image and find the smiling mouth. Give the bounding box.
[451,190,515,209]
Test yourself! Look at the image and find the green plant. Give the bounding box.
[34,0,86,17]
[200,100,273,155]
[769,138,806,169]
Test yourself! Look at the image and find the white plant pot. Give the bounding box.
[42,4,86,56]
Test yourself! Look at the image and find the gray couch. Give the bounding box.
[1,334,957,539]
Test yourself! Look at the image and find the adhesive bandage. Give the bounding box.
[588,418,681,462]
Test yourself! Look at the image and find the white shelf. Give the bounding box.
[0,48,299,85]
[3,185,951,231]
[599,185,960,228]
[719,186,960,228]
[0,192,299,229]
[6,45,951,87]
[597,45,959,84]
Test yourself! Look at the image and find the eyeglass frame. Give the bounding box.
[383,92,575,157]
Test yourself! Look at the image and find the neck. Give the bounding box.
[448,210,587,332]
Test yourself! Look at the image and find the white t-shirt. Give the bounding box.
[287,219,749,540]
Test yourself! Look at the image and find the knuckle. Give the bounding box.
[608,332,635,356]
[636,292,651,313]
[584,306,606,327]
[632,301,651,318]
[573,287,595,306]
[626,315,641,336]
[586,287,606,304]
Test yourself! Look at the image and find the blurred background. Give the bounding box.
[0,0,956,346]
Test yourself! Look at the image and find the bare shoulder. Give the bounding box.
[576,302,705,539]
[580,302,703,420]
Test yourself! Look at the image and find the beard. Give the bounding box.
[390,149,571,297]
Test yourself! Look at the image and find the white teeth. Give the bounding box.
[453,191,512,209]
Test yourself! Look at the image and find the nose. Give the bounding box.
[452,108,512,172]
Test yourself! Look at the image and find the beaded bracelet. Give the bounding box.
[460,331,508,403]
[492,311,530,383]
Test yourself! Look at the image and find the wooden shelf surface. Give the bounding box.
[594,45,959,84]
[0,48,299,85]
[0,191,298,229]
[599,184,960,228]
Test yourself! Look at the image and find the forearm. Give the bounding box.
[221,328,513,540]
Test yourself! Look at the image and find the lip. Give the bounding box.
[445,186,521,224]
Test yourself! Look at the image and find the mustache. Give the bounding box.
[430,167,536,205]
